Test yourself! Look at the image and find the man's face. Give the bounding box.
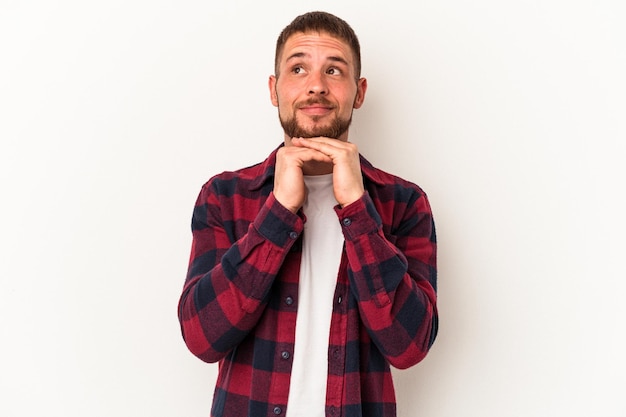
[269,31,367,142]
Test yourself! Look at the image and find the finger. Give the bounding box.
[282,146,333,164]
[292,137,347,154]
[292,138,358,162]
[292,137,347,148]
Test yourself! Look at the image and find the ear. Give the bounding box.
[353,77,367,109]
[269,75,279,107]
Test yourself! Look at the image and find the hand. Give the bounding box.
[273,143,333,213]
[291,137,365,208]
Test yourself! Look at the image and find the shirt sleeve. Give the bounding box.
[178,184,303,363]
[335,190,438,369]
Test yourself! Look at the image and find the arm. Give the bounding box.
[280,137,437,367]
[178,184,303,363]
[336,190,437,369]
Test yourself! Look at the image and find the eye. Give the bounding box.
[292,66,305,74]
[327,67,342,76]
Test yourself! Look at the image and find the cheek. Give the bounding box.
[275,84,294,104]
[342,95,358,112]
[337,85,358,106]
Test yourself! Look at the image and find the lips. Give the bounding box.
[298,98,333,108]
[297,99,334,116]
[300,106,332,116]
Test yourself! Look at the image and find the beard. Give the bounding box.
[278,99,353,139]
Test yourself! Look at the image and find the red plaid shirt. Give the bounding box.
[178,145,438,417]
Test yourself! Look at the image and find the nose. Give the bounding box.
[307,72,328,95]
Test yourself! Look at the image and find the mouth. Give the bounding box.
[299,106,332,116]
[297,100,334,117]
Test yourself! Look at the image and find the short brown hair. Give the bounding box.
[274,11,362,79]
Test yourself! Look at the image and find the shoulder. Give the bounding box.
[198,146,280,197]
[360,156,429,203]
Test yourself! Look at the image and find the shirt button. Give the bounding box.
[342,218,352,226]
[288,231,298,239]
[273,406,282,415]
[285,296,294,306]
[281,351,290,360]
[337,296,343,304]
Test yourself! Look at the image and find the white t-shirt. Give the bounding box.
[286,174,345,417]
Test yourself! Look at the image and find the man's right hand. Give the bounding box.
[273,144,332,213]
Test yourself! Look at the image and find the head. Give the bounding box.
[274,11,362,80]
[269,11,367,142]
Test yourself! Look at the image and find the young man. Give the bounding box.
[178,11,438,417]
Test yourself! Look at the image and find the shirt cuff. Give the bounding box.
[254,192,304,248]
[334,192,382,240]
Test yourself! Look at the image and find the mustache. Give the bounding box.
[296,98,334,108]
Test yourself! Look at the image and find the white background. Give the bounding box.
[1,1,625,416]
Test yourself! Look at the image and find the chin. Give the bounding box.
[281,115,350,140]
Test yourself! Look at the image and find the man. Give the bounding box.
[178,11,438,417]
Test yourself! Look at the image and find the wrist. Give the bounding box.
[273,191,301,213]
[338,190,365,208]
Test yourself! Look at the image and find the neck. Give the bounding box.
[302,160,333,176]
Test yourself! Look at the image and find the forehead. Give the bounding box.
[279,31,354,63]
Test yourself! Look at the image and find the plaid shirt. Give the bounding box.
[178,145,438,417]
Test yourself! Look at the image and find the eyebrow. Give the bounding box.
[285,52,349,67]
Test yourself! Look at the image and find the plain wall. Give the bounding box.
[1,1,624,416]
